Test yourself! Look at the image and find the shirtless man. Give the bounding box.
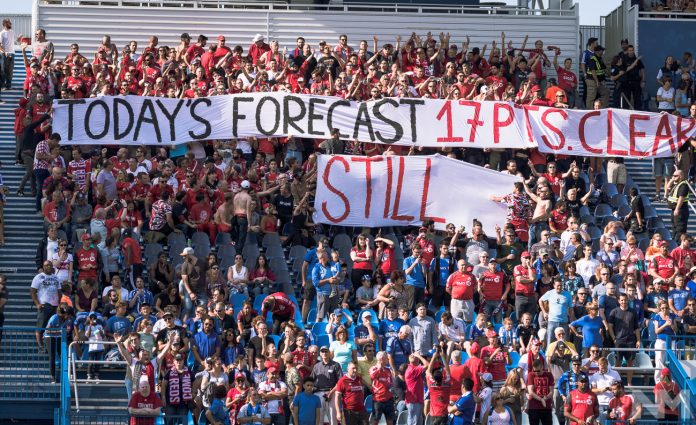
[233,180,253,248]
[214,192,234,234]
[524,181,553,251]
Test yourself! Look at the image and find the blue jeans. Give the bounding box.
[179,280,207,319]
[527,222,549,251]
[406,402,423,425]
[34,168,50,212]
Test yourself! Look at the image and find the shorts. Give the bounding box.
[342,409,369,425]
[606,161,627,185]
[615,343,636,364]
[303,281,316,300]
[653,157,673,178]
[431,416,449,425]
[36,304,57,328]
[373,398,396,422]
[451,298,475,323]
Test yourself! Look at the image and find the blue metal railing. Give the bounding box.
[0,326,62,401]
[60,328,70,425]
[69,412,189,424]
[665,335,696,421]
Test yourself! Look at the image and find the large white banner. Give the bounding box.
[53,94,696,158]
[313,154,520,233]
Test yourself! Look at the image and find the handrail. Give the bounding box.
[681,180,696,216]
[60,329,70,425]
[67,340,127,412]
[665,335,696,419]
[638,10,696,19]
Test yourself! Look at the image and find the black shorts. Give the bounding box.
[373,398,396,422]
[343,409,368,425]
[615,343,636,364]
[36,304,56,328]
[431,416,449,425]
[303,281,316,300]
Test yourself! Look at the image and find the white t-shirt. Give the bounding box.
[257,380,288,414]
[0,28,16,53]
[589,369,621,406]
[31,273,61,306]
[49,252,73,283]
[657,86,676,110]
[438,318,467,342]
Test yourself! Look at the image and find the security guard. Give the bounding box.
[666,170,690,241]
[586,45,609,109]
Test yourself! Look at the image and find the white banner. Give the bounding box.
[53,94,696,158]
[313,154,520,233]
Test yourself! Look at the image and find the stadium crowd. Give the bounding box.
[1,15,695,425]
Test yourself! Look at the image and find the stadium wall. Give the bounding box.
[35,1,580,79]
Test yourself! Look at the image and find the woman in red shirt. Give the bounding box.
[350,234,374,289]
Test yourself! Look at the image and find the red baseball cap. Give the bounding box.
[658,240,668,247]
[485,329,498,338]
[521,251,531,258]
[531,85,542,92]
[661,367,671,377]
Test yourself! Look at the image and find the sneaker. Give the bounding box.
[0,99,6,104]
[86,374,93,383]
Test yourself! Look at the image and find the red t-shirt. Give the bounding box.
[447,272,476,300]
[352,248,373,271]
[336,375,366,412]
[550,209,569,232]
[448,363,471,401]
[418,238,436,265]
[556,66,578,92]
[76,247,98,280]
[670,247,695,275]
[464,357,484,394]
[377,246,396,276]
[542,172,563,196]
[480,346,508,381]
[369,366,393,402]
[514,265,535,296]
[567,389,598,424]
[405,364,425,404]
[427,376,451,417]
[479,271,506,300]
[527,371,554,410]
[651,255,676,280]
[261,292,295,318]
[608,394,634,421]
[128,391,162,425]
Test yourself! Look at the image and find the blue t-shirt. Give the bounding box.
[654,313,677,341]
[452,392,476,425]
[687,279,696,299]
[403,256,426,288]
[540,290,573,323]
[645,291,667,312]
[193,331,222,360]
[106,315,132,336]
[570,315,604,348]
[385,336,412,369]
[304,248,322,277]
[312,262,336,296]
[598,295,619,318]
[668,289,690,312]
[380,318,405,340]
[208,398,231,425]
[292,392,322,425]
[429,256,452,287]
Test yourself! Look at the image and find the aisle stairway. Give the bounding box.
[0,53,59,420]
[625,158,696,237]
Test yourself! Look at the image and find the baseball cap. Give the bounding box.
[470,341,480,355]
[521,251,531,258]
[252,33,264,42]
[689,266,696,276]
[297,77,304,82]
[181,33,191,40]
[362,274,372,281]
[485,329,498,338]
[163,311,173,318]
[481,372,493,382]
[571,355,582,364]
[361,311,373,319]
[180,247,194,256]
[319,346,330,352]
[539,248,549,256]
[658,240,668,247]
[594,45,605,52]
[235,373,246,380]
[661,367,671,377]
[418,226,428,233]
[174,354,183,360]
[81,233,91,241]
[531,85,542,92]
[577,374,589,382]
[333,308,343,317]
[241,180,251,189]
[267,366,278,374]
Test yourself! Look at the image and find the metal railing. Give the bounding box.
[69,412,188,424]
[680,180,696,216]
[638,9,696,20]
[665,335,696,421]
[67,340,128,412]
[0,326,63,401]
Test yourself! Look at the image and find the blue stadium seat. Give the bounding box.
[316,334,330,348]
[230,293,248,309]
[365,395,373,413]
[270,334,281,348]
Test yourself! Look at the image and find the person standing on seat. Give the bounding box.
[666,170,690,241]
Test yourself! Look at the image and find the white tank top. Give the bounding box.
[230,265,248,281]
[487,407,512,425]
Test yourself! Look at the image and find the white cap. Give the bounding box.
[241,180,251,189]
[481,372,493,382]
[180,247,194,256]
[252,33,264,42]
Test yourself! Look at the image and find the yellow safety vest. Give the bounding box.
[667,180,690,205]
